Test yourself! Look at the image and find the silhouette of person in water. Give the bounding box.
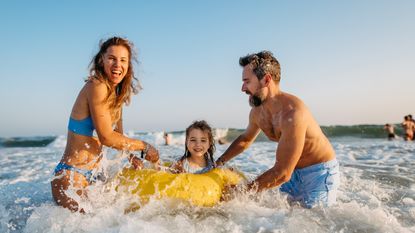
[163,132,171,145]
[409,114,415,141]
[217,137,228,145]
[402,115,415,141]
[384,124,396,140]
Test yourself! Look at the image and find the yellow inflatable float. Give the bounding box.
[116,168,244,207]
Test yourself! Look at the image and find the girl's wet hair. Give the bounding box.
[88,36,142,122]
[181,120,216,165]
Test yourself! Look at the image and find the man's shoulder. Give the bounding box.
[282,92,305,106]
[280,95,311,124]
[282,96,307,115]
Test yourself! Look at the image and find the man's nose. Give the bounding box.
[241,83,246,92]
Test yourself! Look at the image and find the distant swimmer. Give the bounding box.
[170,120,216,174]
[51,37,159,213]
[384,124,396,140]
[402,115,415,141]
[163,132,171,145]
[216,51,339,208]
[409,114,415,141]
[218,137,228,145]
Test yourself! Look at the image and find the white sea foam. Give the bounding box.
[0,134,414,232]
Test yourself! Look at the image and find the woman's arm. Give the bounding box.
[114,109,123,134]
[86,81,159,162]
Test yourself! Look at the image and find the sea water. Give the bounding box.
[0,131,414,233]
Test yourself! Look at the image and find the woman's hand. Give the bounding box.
[144,144,160,163]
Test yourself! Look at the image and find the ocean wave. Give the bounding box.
[0,136,56,148]
[0,124,405,148]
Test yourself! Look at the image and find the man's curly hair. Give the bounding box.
[239,50,281,82]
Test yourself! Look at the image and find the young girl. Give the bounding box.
[171,120,216,174]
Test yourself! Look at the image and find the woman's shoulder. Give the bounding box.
[84,78,108,95]
[85,78,105,88]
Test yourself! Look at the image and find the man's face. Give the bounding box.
[241,66,266,107]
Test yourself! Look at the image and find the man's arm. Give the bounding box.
[216,110,261,166]
[247,109,307,192]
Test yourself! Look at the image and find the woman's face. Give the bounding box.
[103,45,130,86]
[186,129,210,159]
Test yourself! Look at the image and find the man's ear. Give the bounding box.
[264,74,272,86]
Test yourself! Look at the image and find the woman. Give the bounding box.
[402,115,415,141]
[51,37,159,212]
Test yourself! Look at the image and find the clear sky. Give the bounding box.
[0,1,414,137]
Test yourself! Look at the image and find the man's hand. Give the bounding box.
[215,157,225,168]
[129,154,144,170]
[221,184,237,202]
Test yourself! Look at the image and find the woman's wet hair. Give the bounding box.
[88,36,142,121]
[181,120,216,165]
[239,50,281,82]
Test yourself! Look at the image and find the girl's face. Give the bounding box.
[186,128,210,159]
[103,45,130,86]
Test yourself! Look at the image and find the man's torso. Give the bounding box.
[252,92,335,168]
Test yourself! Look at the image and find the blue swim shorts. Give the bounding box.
[280,159,340,208]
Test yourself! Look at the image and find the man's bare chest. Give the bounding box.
[256,112,282,142]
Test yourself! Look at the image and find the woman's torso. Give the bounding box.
[60,82,103,170]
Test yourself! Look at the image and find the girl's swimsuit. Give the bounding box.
[182,158,214,174]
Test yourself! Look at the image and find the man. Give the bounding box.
[384,123,396,140]
[216,51,339,208]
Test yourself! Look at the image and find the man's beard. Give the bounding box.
[249,93,264,107]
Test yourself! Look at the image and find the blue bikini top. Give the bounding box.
[68,116,95,137]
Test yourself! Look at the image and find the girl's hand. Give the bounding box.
[129,154,144,170]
